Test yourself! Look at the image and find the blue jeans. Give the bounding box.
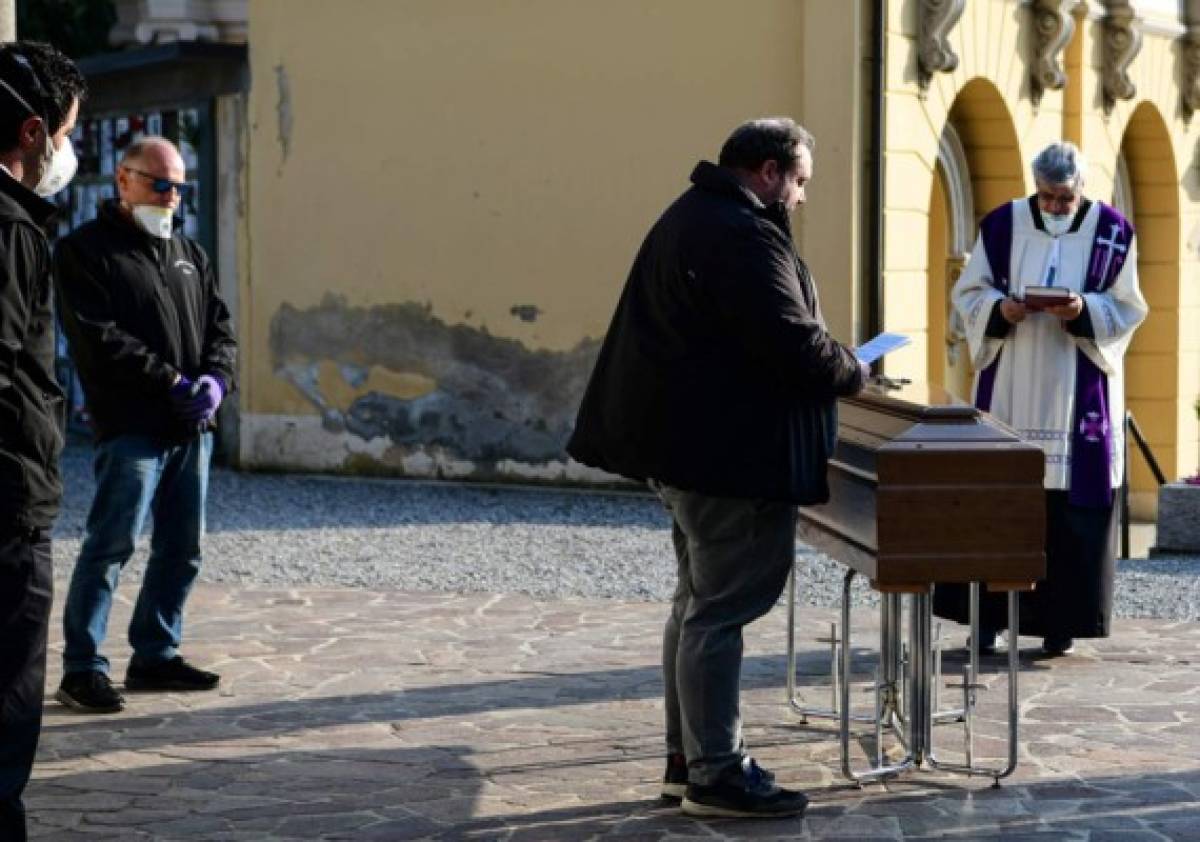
[62,433,212,676]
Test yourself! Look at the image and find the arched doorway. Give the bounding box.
[927,125,974,398]
[924,79,1024,399]
[1118,102,1183,516]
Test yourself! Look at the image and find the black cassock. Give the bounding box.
[933,490,1118,639]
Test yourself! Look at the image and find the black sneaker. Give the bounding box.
[125,656,220,691]
[681,758,807,819]
[56,671,126,713]
[1042,636,1075,657]
[662,753,688,801]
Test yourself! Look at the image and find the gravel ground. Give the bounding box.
[51,442,1200,620]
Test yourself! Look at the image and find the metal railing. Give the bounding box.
[1121,410,1166,558]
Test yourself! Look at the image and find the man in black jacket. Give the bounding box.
[568,118,865,818]
[0,40,85,842]
[54,136,237,713]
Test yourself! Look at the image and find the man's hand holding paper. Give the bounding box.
[854,332,911,365]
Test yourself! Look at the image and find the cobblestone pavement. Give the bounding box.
[30,584,1200,840]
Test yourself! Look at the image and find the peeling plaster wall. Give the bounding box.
[245,0,832,479]
[266,295,600,477]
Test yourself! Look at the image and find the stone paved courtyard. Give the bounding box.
[27,582,1200,840]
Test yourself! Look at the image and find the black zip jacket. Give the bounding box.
[54,200,237,443]
[567,161,863,504]
[0,172,64,532]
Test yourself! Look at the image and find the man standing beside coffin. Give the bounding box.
[53,136,237,713]
[568,118,867,818]
[933,142,1147,656]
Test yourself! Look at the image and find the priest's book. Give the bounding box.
[1021,285,1073,311]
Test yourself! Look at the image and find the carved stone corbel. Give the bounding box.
[1031,0,1079,105]
[1182,1,1200,115]
[918,0,966,89]
[1101,1,1142,112]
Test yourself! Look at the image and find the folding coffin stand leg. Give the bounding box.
[789,563,1023,786]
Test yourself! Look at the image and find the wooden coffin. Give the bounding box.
[798,383,1046,593]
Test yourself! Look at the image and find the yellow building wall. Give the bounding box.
[882,1,1200,516]
[797,1,868,344]
[240,0,862,479]
[236,0,1198,500]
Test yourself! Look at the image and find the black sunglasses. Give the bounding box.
[123,166,192,197]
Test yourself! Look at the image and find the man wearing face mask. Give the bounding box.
[568,118,866,818]
[52,136,237,714]
[933,142,1148,658]
[0,40,85,842]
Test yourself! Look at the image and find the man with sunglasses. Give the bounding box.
[53,136,237,713]
[0,39,85,842]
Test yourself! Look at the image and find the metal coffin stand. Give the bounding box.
[786,384,1045,785]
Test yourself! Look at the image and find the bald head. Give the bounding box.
[117,135,187,211]
[121,136,184,172]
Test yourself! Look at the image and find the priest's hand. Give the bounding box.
[1000,297,1028,324]
[1046,293,1084,322]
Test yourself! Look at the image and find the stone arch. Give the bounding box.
[1111,152,1133,220]
[921,78,1024,395]
[945,79,1025,225]
[1117,101,1184,513]
[927,123,975,397]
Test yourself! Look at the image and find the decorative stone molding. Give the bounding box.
[918,0,966,89]
[1183,1,1200,115]
[936,123,972,368]
[1100,0,1143,111]
[1031,0,1079,105]
[936,124,975,257]
[1112,152,1133,220]
[110,0,247,47]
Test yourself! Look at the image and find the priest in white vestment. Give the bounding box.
[933,142,1148,656]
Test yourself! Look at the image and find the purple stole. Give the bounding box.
[974,201,1132,508]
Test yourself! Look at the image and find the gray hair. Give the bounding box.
[718,117,814,172]
[1032,141,1086,189]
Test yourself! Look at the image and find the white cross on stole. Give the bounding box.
[1095,222,1127,282]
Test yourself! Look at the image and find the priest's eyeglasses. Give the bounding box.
[122,166,193,198]
[1036,188,1078,211]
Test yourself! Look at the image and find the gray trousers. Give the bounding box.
[653,482,796,785]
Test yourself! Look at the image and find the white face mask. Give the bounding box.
[34,129,78,198]
[1043,212,1072,237]
[131,204,175,239]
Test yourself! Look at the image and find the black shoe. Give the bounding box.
[661,753,688,802]
[125,656,220,691]
[1042,636,1075,656]
[56,671,126,713]
[681,758,807,819]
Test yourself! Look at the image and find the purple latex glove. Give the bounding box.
[168,375,194,407]
[176,374,225,422]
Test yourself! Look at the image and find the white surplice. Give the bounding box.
[954,199,1148,491]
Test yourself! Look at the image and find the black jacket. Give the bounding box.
[0,173,64,532]
[54,200,237,443]
[567,161,863,504]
